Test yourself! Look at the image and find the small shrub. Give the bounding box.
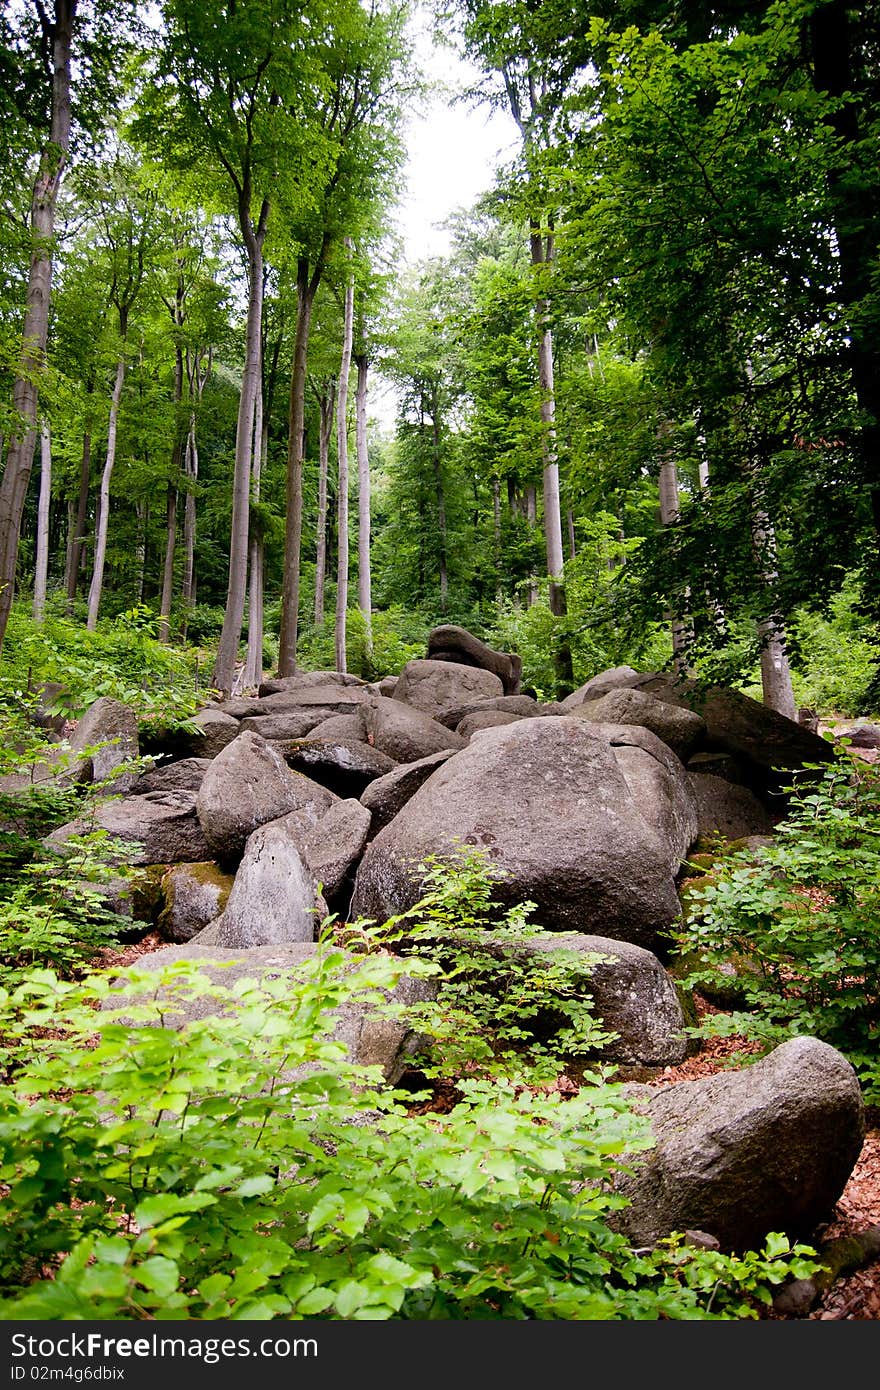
[672,750,880,1101]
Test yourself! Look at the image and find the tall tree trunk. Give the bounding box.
[86,352,127,631]
[0,1,75,653]
[66,412,92,610]
[335,244,354,674]
[179,347,211,638]
[134,501,147,604]
[355,351,372,657]
[658,451,693,675]
[314,380,335,626]
[749,480,797,721]
[524,483,538,606]
[279,243,328,675]
[63,497,75,597]
[567,508,576,562]
[531,227,565,616]
[32,421,51,623]
[430,387,448,613]
[244,374,265,690]
[157,483,177,642]
[493,474,503,604]
[158,341,185,643]
[212,209,267,694]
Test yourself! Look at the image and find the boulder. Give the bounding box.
[282,797,373,904]
[686,750,746,784]
[437,695,540,730]
[392,658,504,721]
[157,862,234,943]
[845,723,880,749]
[195,820,325,947]
[307,711,368,743]
[107,942,437,1083]
[560,666,641,710]
[351,717,682,952]
[610,1037,865,1252]
[456,710,523,739]
[196,730,336,864]
[182,707,240,760]
[258,671,367,696]
[44,790,212,866]
[359,750,458,841]
[275,738,397,799]
[570,687,706,762]
[590,724,698,874]
[426,624,522,694]
[631,676,835,796]
[365,697,466,764]
[688,773,775,841]
[131,758,211,794]
[476,931,689,1066]
[221,686,371,720]
[68,696,141,793]
[238,710,344,741]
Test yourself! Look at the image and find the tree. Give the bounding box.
[138,0,326,692]
[276,0,410,674]
[335,239,355,673]
[0,0,138,653]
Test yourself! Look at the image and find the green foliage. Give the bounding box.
[673,752,880,1101]
[788,581,880,716]
[2,602,203,736]
[360,846,617,1085]
[0,950,819,1320]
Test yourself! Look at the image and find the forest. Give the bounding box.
[0,0,879,1327]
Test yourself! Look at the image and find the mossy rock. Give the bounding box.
[157,861,234,944]
[668,948,763,1010]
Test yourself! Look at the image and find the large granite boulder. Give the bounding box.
[631,676,835,797]
[457,710,523,739]
[157,861,234,943]
[570,687,707,763]
[426,624,522,694]
[106,942,437,1084]
[560,666,641,710]
[474,931,690,1066]
[196,730,335,864]
[437,694,541,730]
[365,697,466,764]
[258,671,367,696]
[181,707,240,760]
[221,686,371,721]
[351,717,682,952]
[275,738,397,799]
[688,772,775,841]
[610,1037,865,1252]
[586,724,699,875]
[68,697,141,792]
[359,750,458,841]
[284,797,373,904]
[132,758,211,795]
[393,658,504,721]
[195,820,325,947]
[44,789,212,865]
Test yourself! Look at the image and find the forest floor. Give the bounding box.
[97,929,880,1322]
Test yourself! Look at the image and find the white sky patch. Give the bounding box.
[370,13,518,427]
[392,19,519,264]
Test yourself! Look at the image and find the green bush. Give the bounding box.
[0,950,818,1320]
[672,750,880,1101]
[363,847,617,1085]
[1,602,203,736]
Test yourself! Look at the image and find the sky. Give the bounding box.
[392,15,519,264]
[369,13,519,426]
